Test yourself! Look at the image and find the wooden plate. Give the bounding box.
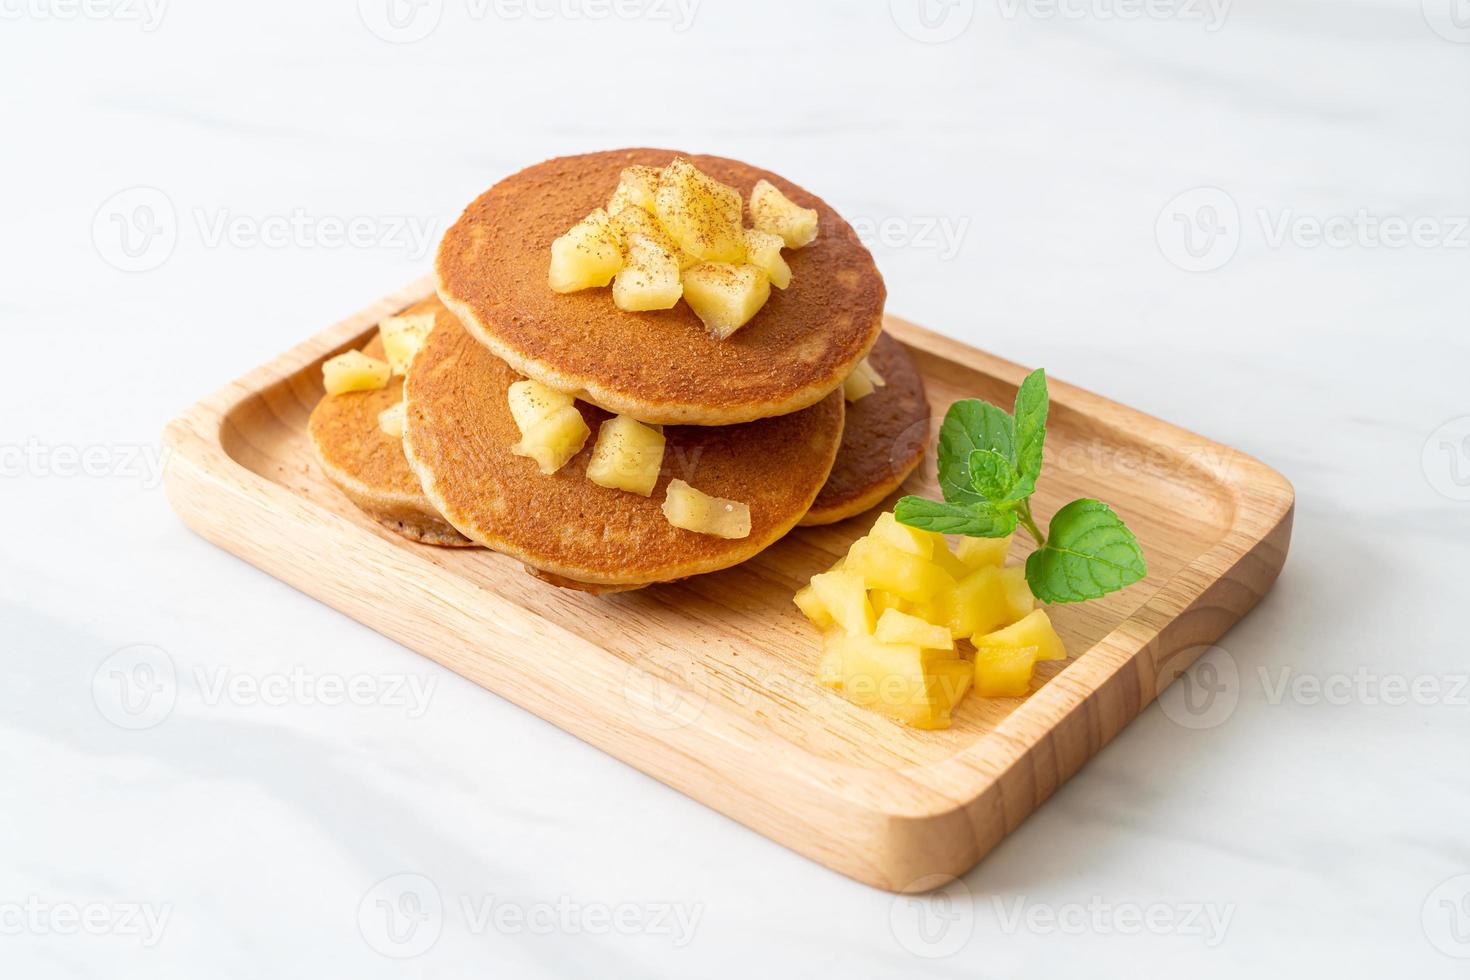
[163,277,1294,892]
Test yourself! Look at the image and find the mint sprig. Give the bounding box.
[896,369,1146,604]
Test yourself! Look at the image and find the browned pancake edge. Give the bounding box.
[436,148,885,425]
[403,307,845,586]
[800,332,931,527]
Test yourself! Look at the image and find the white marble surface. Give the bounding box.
[3,0,1468,975]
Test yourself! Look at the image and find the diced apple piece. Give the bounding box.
[976,608,1066,662]
[548,208,624,293]
[323,350,391,396]
[841,631,956,677]
[608,203,696,270]
[607,165,661,215]
[661,479,751,539]
[924,660,974,728]
[838,633,969,729]
[842,357,887,402]
[794,584,834,630]
[507,379,576,435]
[928,539,971,580]
[875,608,954,651]
[511,404,590,475]
[944,566,1010,638]
[972,644,1039,698]
[681,263,771,339]
[816,629,845,688]
[742,229,792,289]
[845,537,955,603]
[998,566,1035,624]
[810,570,874,635]
[378,312,434,375]
[956,533,1012,570]
[902,594,948,627]
[870,589,905,617]
[843,371,875,402]
[377,401,405,438]
[654,158,746,263]
[613,235,684,312]
[750,178,819,249]
[871,511,936,560]
[586,414,666,496]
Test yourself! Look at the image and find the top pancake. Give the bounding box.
[402,306,846,587]
[436,148,886,426]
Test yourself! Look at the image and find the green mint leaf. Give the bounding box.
[1012,368,1048,497]
[937,400,1015,506]
[895,496,1018,538]
[967,449,1018,502]
[1024,499,1147,603]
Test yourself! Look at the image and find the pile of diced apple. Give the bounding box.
[793,512,1067,729]
[548,158,819,339]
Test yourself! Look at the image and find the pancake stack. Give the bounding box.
[310,149,932,591]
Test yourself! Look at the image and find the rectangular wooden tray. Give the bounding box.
[163,277,1294,892]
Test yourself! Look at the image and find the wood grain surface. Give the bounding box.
[162,277,1294,892]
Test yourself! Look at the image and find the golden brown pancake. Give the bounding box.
[436,148,886,426]
[523,567,645,595]
[308,305,475,548]
[800,332,931,526]
[403,307,846,587]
